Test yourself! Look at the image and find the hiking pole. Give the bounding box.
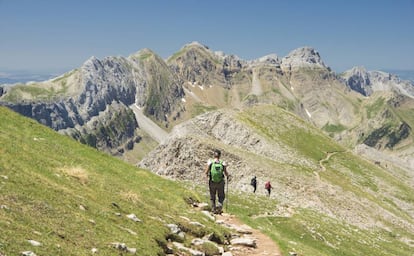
[225,176,229,212]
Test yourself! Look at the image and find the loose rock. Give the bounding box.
[27,240,42,246]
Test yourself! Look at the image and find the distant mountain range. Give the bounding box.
[382,69,414,82]
[2,67,413,85]
[1,42,414,160]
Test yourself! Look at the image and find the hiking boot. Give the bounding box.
[211,207,216,214]
[215,203,223,215]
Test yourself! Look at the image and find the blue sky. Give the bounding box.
[0,0,413,75]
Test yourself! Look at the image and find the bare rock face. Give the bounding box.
[60,101,140,155]
[167,42,248,89]
[340,66,372,96]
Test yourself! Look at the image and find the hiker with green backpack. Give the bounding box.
[205,149,229,214]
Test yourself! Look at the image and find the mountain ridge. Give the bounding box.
[1,43,413,163]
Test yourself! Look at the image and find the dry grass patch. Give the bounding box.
[58,166,89,185]
[120,190,141,204]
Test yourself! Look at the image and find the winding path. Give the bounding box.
[314,151,342,180]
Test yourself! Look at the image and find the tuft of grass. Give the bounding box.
[191,103,217,117]
[322,123,347,133]
[58,166,89,185]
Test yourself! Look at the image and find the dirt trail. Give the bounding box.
[216,213,282,256]
[314,151,341,180]
[318,151,339,171]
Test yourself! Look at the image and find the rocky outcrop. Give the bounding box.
[281,47,329,72]
[363,121,411,149]
[60,101,140,155]
[167,42,248,89]
[167,42,225,87]
[139,109,313,183]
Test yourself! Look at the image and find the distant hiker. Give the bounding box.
[265,181,272,196]
[205,149,229,214]
[250,176,257,193]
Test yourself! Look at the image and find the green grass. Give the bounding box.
[1,75,72,103]
[1,84,55,102]
[0,106,228,255]
[238,105,343,162]
[138,52,153,60]
[322,123,347,133]
[191,103,218,117]
[365,97,385,119]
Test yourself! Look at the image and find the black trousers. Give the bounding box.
[209,180,225,209]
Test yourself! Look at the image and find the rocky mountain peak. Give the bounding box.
[341,66,414,98]
[341,66,372,96]
[250,53,281,67]
[129,48,156,59]
[344,66,370,77]
[183,41,210,50]
[281,46,328,71]
[82,56,103,73]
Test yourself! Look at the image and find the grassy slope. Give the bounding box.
[228,105,414,256]
[0,106,227,255]
[2,103,413,256]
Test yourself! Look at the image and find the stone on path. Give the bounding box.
[230,237,257,248]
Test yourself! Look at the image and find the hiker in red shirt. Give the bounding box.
[265,181,272,196]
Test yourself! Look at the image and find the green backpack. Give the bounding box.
[210,160,224,182]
